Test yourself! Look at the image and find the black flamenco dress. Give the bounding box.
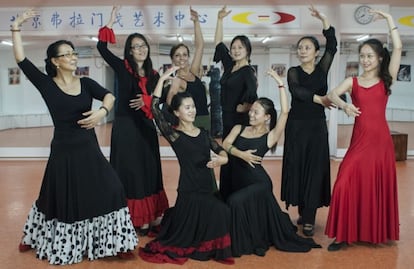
[139,96,233,265]
[18,58,137,265]
[213,42,258,138]
[227,127,321,256]
[98,27,169,228]
[281,26,338,211]
[213,42,258,201]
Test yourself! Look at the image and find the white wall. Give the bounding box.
[1,40,413,129]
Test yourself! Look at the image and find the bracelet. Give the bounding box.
[99,106,109,116]
[228,145,234,154]
[10,29,21,32]
[390,26,398,31]
[278,85,285,88]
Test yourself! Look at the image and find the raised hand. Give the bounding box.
[308,5,327,21]
[218,6,231,19]
[309,4,329,29]
[12,9,38,28]
[369,9,392,22]
[190,6,199,22]
[107,5,121,27]
[161,66,180,81]
[267,68,283,86]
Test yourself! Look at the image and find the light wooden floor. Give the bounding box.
[0,125,413,269]
[1,160,414,268]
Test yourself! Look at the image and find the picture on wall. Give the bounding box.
[397,64,411,82]
[345,61,359,78]
[8,67,20,85]
[271,63,287,77]
[202,65,210,77]
[75,66,89,77]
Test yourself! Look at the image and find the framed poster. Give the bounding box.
[8,67,20,85]
[75,66,89,77]
[345,62,359,78]
[397,64,411,82]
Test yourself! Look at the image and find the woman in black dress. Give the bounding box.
[139,66,233,265]
[97,6,169,235]
[213,6,258,200]
[162,7,210,131]
[223,69,320,257]
[281,5,337,236]
[13,9,137,265]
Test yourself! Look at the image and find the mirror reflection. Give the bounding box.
[0,32,413,157]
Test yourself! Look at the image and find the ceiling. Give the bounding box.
[1,1,413,54]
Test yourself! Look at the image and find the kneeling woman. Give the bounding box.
[223,69,321,257]
[139,66,233,265]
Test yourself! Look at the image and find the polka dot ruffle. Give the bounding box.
[21,204,138,265]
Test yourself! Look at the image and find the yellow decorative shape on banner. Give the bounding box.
[398,15,414,27]
[232,12,254,25]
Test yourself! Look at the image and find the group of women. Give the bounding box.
[12,4,401,266]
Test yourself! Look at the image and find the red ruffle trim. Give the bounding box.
[127,190,169,227]
[98,26,116,43]
[138,77,153,119]
[138,233,234,265]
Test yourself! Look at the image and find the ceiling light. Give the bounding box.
[356,34,370,42]
[176,34,183,43]
[1,40,13,46]
[261,36,271,44]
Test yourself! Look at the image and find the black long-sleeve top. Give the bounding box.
[287,26,338,120]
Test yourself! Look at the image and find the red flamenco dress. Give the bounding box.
[325,77,399,244]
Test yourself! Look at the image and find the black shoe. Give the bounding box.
[254,248,266,257]
[303,224,314,236]
[327,241,347,251]
[297,216,303,225]
[137,227,150,236]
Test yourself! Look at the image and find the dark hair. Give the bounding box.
[359,39,392,95]
[44,40,75,77]
[256,97,278,153]
[230,35,252,63]
[169,43,190,59]
[170,91,194,113]
[296,36,320,51]
[124,33,157,88]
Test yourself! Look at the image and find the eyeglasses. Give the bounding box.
[131,44,148,50]
[56,51,79,58]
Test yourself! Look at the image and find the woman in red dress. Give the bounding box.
[325,9,402,251]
